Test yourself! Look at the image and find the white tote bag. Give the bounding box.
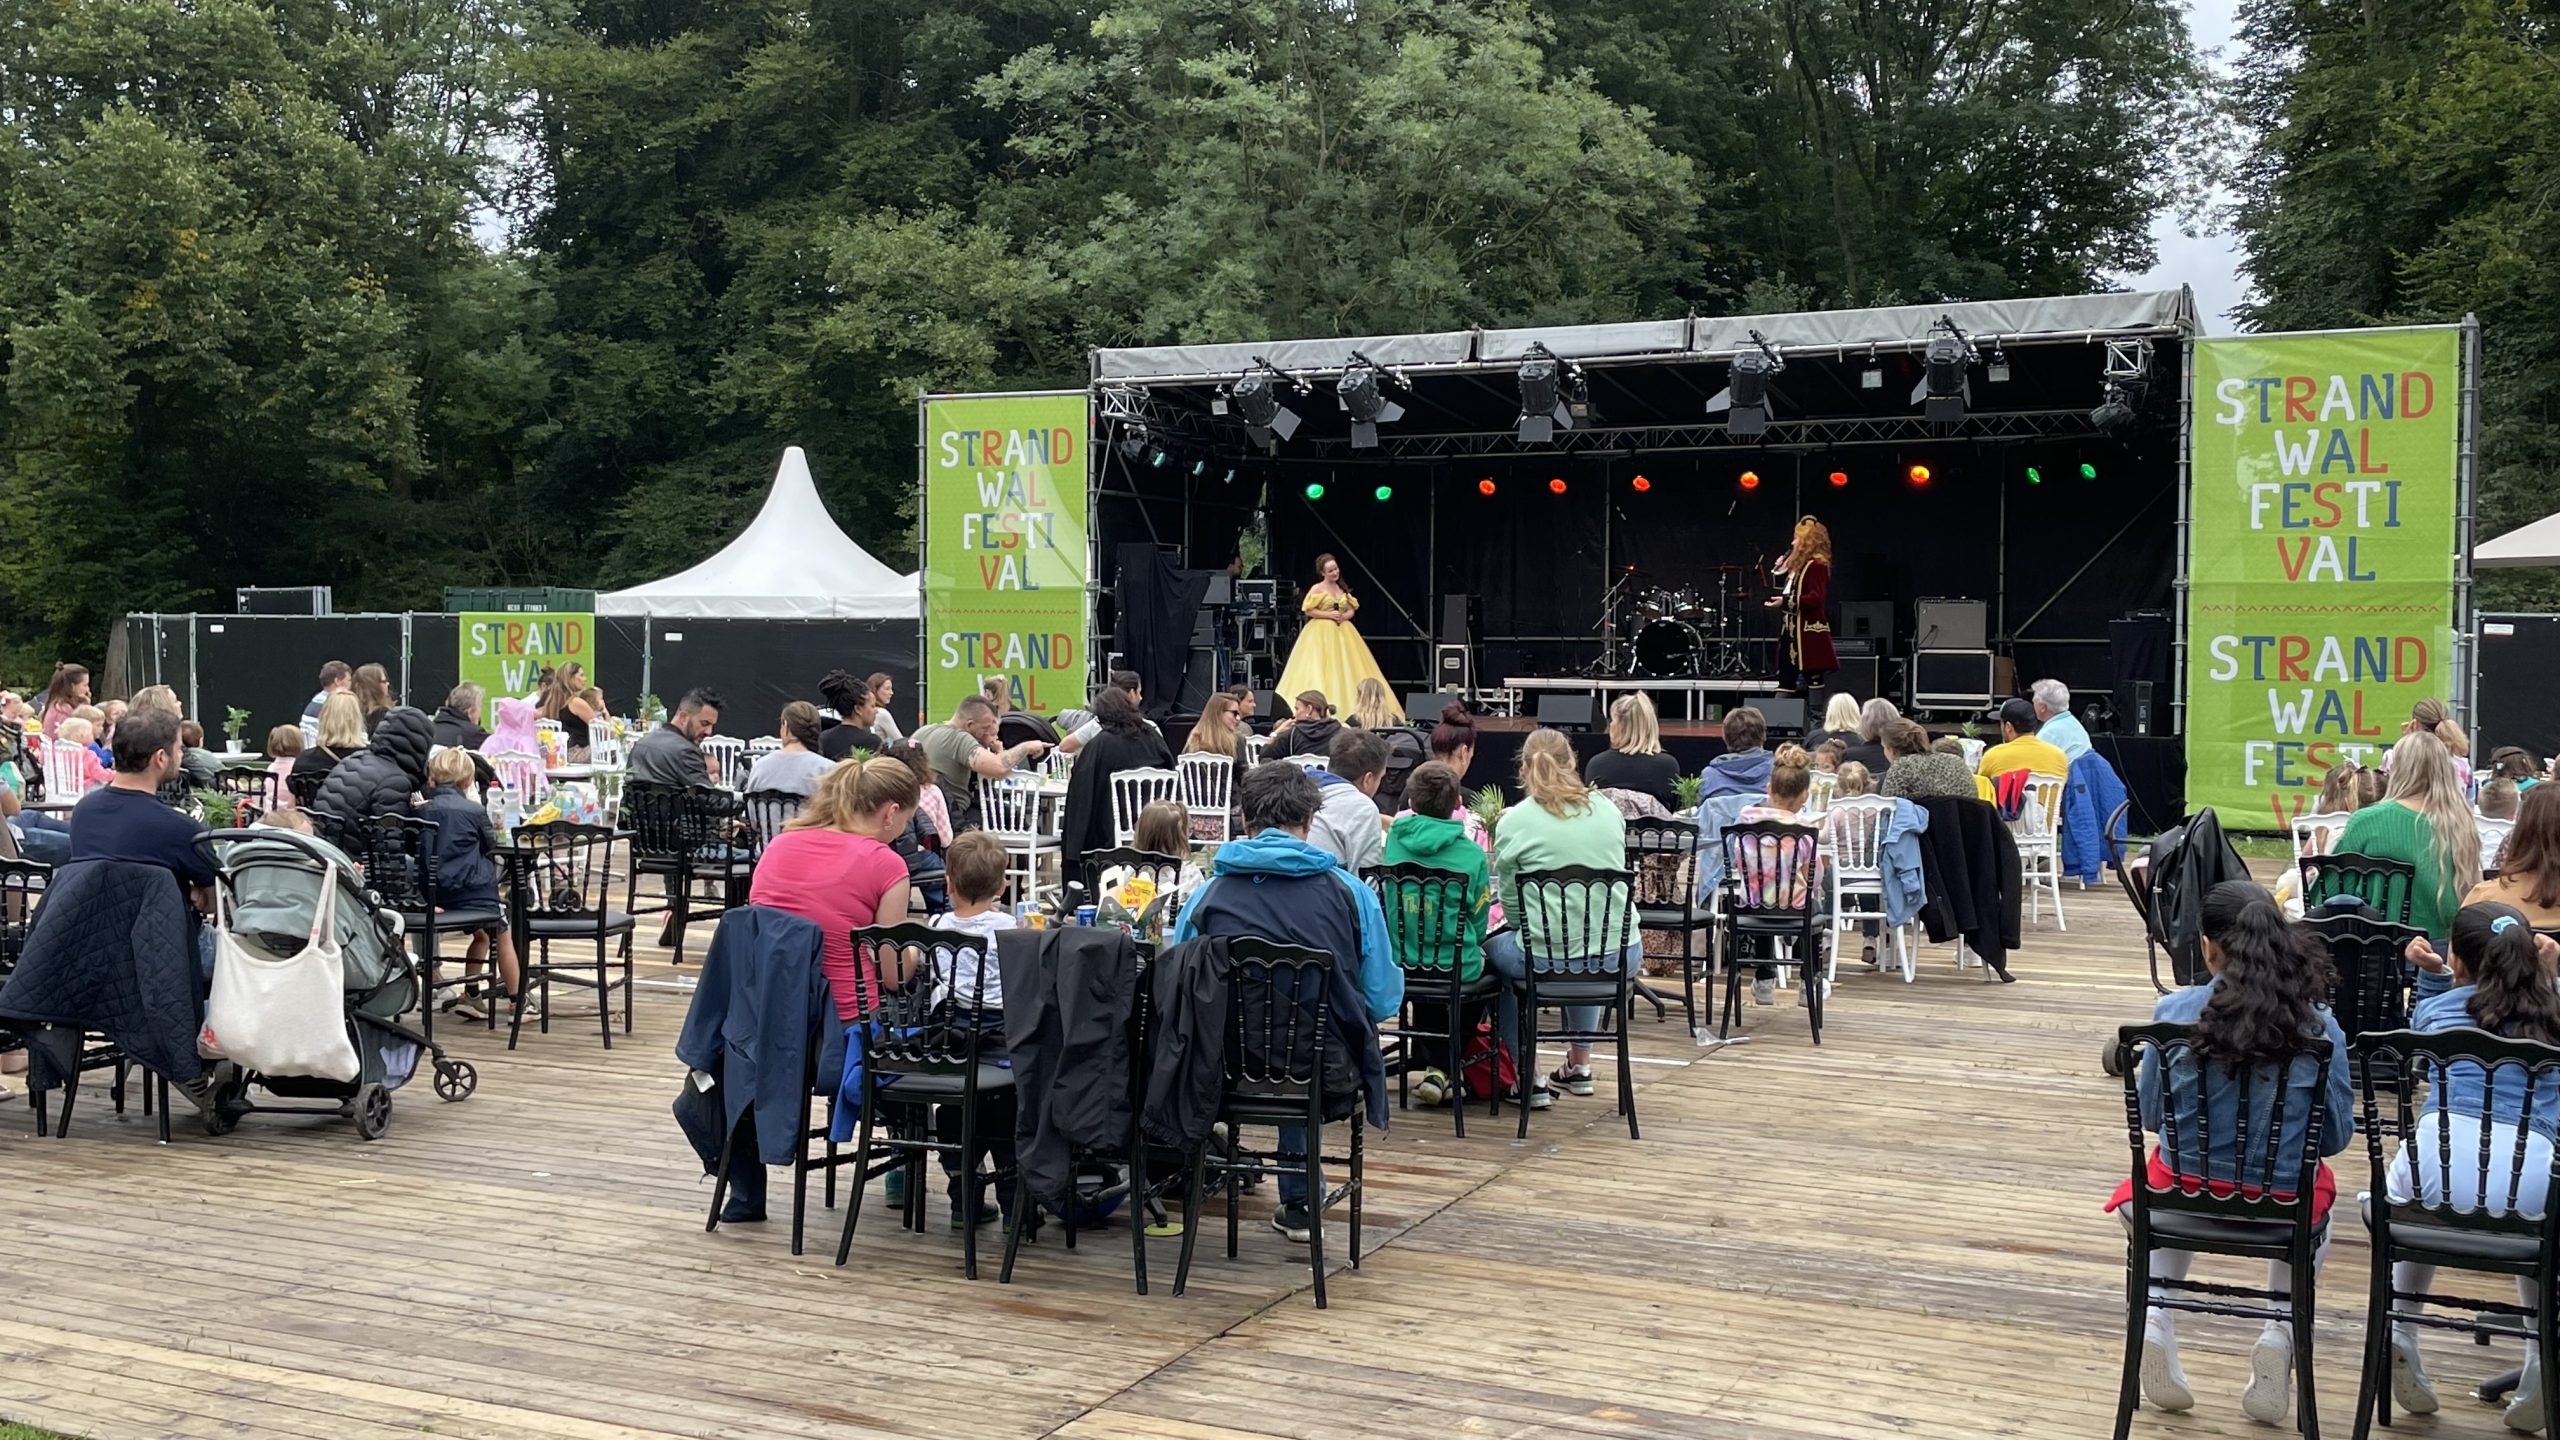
[200,872,361,1083]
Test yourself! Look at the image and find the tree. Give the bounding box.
[2232,0,2560,609]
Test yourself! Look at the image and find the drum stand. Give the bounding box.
[1582,567,1644,678]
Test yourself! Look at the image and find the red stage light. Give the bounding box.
[1908,463,1932,486]
[1478,478,1497,496]
[1548,478,1567,494]
[1631,475,1652,493]
[1829,470,1849,488]
[1739,470,1761,491]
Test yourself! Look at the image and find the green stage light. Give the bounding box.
[2079,462,2099,480]
[1373,484,1393,501]
[2026,466,2043,484]
[1304,482,1325,500]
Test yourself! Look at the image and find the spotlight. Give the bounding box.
[1707,330,1785,438]
[1304,481,1325,500]
[1150,449,1170,469]
[1631,475,1652,493]
[2080,461,2099,480]
[1739,470,1761,491]
[1829,470,1850,488]
[1987,344,2011,383]
[1232,359,1303,448]
[1337,351,1405,450]
[1478,478,1497,496]
[1860,346,1883,390]
[1221,468,1236,484]
[1908,464,1931,486]
[1548,478,1567,494]
[1912,317,1972,422]
[1191,459,1207,477]
[1116,424,1151,463]
[1516,343,1576,444]
[1372,484,1393,502]
[2025,466,2043,484]
[2091,338,2153,438]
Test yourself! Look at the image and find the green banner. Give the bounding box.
[921,392,1090,717]
[2184,328,2461,829]
[458,611,594,728]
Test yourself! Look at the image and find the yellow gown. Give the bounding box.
[1275,590,1403,720]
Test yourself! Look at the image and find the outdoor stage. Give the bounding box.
[2,864,2519,1440]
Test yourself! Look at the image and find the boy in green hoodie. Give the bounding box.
[1383,762,1544,1108]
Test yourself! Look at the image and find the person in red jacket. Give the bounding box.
[1767,514,1836,695]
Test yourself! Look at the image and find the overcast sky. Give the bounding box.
[2123,0,2247,331]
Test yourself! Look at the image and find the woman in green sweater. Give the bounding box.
[1493,728,1638,1098]
[2334,730,2479,996]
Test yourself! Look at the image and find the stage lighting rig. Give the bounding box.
[1228,359,1306,450]
[1913,316,1974,423]
[2090,338,2154,439]
[1336,350,1407,450]
[1515,342,1581,444]
[1707,330,1786,438]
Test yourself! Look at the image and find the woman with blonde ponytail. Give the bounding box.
[750,757,918,1021]
[2337,731,2480,996]
[1492,729,1636,1101]
[2405,697,2471,760]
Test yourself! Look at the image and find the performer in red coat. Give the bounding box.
[1767,515,1836,695]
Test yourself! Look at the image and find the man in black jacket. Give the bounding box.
[312,706,435,822]
[431,682,498,787]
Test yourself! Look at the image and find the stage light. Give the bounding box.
[1232,361,1303,448]
[1912,317,1971,422]
[1304,481,1325,500]
[1221,468,1236,484]
[1631,475,1652,493]
[1116,424,1151,463]
[2025,465,2043,484]
[1478,478,1497,496]
[1987,345,2011,383]
[1828,470,1850,488]
[2091,384,2145,438]
[1337,352,1405,450]
[1516,343,1575,444]
[1150,449,1170,468]
[1739,470,1761,491]
[1860,346,1883,390]
[2080,461,2099,480]
[1708,331,1784,439]
[1907,463,1931,486]
[1191,459,1207,477]
[1548,478,1567,494]
[1373,484,1393,501]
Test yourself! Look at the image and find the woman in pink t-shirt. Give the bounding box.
[749,756,918,1019]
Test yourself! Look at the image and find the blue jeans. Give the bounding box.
[9,813,70,866]
[1494,938,1642,1058]
[1276,1125,1318,1205]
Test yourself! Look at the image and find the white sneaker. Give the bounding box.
[2390,1327,2440,1415]
[2508,1347,2546,1433]
[2140,1327,2194,1412]
[2242,1329,2292,1425]
[1751,977,1777,1007]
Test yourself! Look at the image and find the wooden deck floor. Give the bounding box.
[0,873,2534,1439]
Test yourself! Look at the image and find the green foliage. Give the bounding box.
[224,706,251,744]
[1670,773,1704,811]
[1471,782,1508,833]
[2233,0,2560,609]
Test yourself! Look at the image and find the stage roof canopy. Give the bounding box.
[597,447,919,619]
[2476,510,2560,569]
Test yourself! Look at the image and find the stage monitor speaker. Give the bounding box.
[1820,656,1882,713]
[1534,694,1597,730]
[1758,696,1808,738]
[2480,615,2560,763]
[1838,601,1894,653]
[1406,692,1463,723]
[1253,689,1279,723]
[1439,593,1483,646]
[1434,643,1471,695]
[1912,598,1987,652]
[1177,646,1219,712]
[1912,649,1996,712]
[2108,612,2173,735]
[1201,572,1234,606]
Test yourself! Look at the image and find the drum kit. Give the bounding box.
[1591,565,1767,680]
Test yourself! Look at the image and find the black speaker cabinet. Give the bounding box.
[1439,593,1483,645]
[1177,646,1218,711]
[1819,655,1882,711]
[1534,693,1597,729]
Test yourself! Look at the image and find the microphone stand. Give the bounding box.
[1585,567,1643,678]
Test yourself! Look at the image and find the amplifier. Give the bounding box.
[1912,649,1995,713]
[1912,598,1987,653]
[1236,579,1278,607]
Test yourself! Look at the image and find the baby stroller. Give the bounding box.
[200,828,477,1138]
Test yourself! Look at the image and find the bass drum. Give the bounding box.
[1633,619,1701,678]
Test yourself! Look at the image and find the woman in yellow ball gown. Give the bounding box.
[1275,554,1402,722]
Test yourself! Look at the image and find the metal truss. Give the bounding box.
[1274,408,2103,458]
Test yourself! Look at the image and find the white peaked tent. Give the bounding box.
[597,447,920,618]
[2475,510,2560,569]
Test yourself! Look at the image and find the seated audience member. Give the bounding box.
[1262,691,1343,760]
[259,724,306,803]
[817,671,881,761]
[294,693,367,792]
[1879,719,1978,801]
[300,660,352,742]
[312,706,435,822]
[1805,692,1863,753]
[174,719,221,790]
[2031,678,2093,762]
[1731,744,1824,1007]
[1309,727,1390,874]
[37,662,91,740]
[2,782,72,866]
[1347,679,1424,812]
[97,699,127,747]
[1226,684,1261,738]
[352,663,396,731]
[865,672,904,745]
[70,706,109,766]
[926,830,1018,1228]
[913,696,1050,829]
[749,758,918,1023]
[2490,745,2543,789]
[535,662,600,756]
[50,716,111,789]
[1103,800,1207,907]
[2406,696,2473,763]
[630,688,726,787]
[1840,698,1899,774]
[881,739,950,911]
[2110,881,2350,1426]
[2466,781,2560,929]
[1383,760,1537,1108]
[1813,739,1846,773]
[68,710,215,895]
[885,739,953,848]
[1976,697,2070,781]
[1699,705,1772,800]
[980,676,1011,711]
[2386,902,2560,1427]
[1834,761,1874,798]
[1182,694,1253,813]
[1057,685,1177,879]
[1169,762,1399,1243]
[433,682,491,751]
[2340,732,2479,995]
[1585,693,1681,809]
[2481,777,2520,822]
[416,746,521,1020]
[746,702,834,797]
[1493,729,1636,1098]
[1058,670,1152,754]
